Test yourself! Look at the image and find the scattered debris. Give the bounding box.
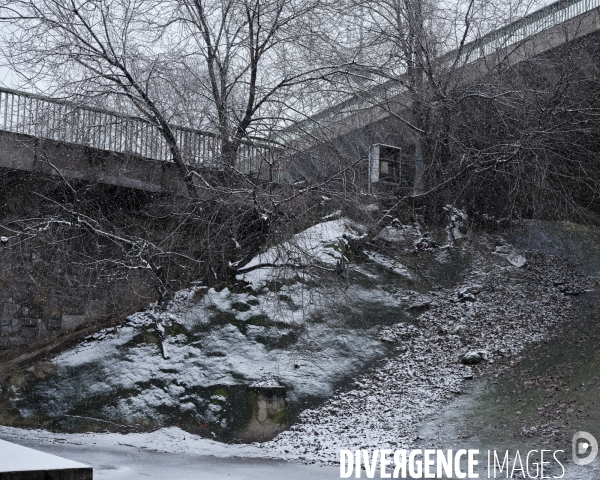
[506,253,527,268]
[378,323,420,342]
[461,351,485,365]
[415,239,439,252]
[495,245,512,255]
[262,245,598,464]
[3,221,598,468]
[444,205,468,244]
[375,226,405,243]
[360,204,379,213]
[408,295,434,310]
[452,227,464,240]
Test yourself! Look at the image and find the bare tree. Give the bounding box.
[348,0,545,194]
[0,0,208,194]
[0,0,363,305]
[316,0,600,226]
[172,0,331,165]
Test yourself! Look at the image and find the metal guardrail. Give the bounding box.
[279,0,600,142]
[1,0,595,158]
[444,0,600,66]
[0,87,275,173]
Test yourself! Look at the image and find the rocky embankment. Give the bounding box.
[261,241,597,464]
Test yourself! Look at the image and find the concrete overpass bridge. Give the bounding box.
[0,0,599,193]
[279,0,600,186]
[0,89,274,194]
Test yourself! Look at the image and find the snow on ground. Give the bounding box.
[0,425,265,458]
[1,217,595,473]
[238,218,363,289]
[8,288,388,435]
[1,216,407,439]
[0,430,342,480]
[259,245,597,464]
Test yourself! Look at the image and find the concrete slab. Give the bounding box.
[0,439,92,480]
[1,438,341,480]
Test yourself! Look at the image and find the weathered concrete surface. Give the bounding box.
[0,266,154,351]
[0,439,92,480]
[284,7,600,165]
[0,129,188,194]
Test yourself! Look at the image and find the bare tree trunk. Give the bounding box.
[413,134,425,196]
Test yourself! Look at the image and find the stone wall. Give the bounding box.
[0,292,62,350]
[0,267,153,351]
[0,171,159,353]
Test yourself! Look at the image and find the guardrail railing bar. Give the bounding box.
[0,85,278,171]
[282,0,600,141]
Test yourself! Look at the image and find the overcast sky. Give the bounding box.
[0,0,568,93]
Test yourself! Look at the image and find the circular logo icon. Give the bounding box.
[573,431,598,466]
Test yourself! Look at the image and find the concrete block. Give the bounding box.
[0,439,92,480]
